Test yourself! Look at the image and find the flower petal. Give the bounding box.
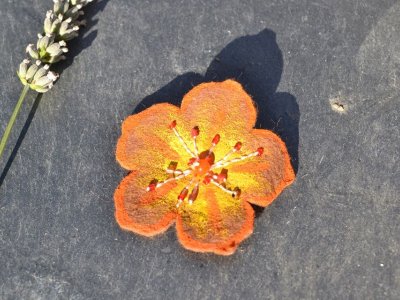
[115,170,186,236]
[180,80,257,158]
[176,186,254,255]
[116,103,192,171]
[226,129,295,207]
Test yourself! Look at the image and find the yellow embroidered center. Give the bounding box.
[146,120,263,207]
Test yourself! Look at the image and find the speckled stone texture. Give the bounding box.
[0,0,399,299]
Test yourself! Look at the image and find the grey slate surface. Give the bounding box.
[0,0,399,299]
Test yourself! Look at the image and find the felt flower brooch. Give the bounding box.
[115,80,295,255]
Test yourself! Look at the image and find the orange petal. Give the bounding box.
[227,129,295,207]
[115,169,187,236]
[176,186,254,255]
[116,103,192,171]
[180,80,257,158]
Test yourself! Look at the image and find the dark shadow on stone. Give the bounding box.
[251,204,266,218]
[134,72,204,112]
[135,28,300,176]
[52,0,110,74]
[205,29,299,173]
[0,94,42,188]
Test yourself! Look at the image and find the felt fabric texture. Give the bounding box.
[114,79,295,255]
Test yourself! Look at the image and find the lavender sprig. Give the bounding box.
[0,0,94,162]
[21,0,93,91]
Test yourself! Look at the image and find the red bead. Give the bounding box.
[257,147,264,156]
[188,185,199,202]
[188,157,198,165]
[191,126,200,137]
[217,174,226,183]
[169,120,177,129]
[234,142,242,151]
[167,161,177,171]
[212,134,220,145]
[147,184,156,191]
[147,179,158,191]
[217,169,228,183]
[178,187,189,200]
[203,175,212,185]
[233,187,241,198]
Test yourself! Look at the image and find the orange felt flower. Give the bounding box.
[114,80,295,255]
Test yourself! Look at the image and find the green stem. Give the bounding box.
[0,84,31,161]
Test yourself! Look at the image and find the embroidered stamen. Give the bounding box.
[211,147,264,170]
[166,169,185,175]
[220,141,243,162]
[191,126,200,156]
[208,134,220,155]
[177,179,197,207]
[147,169,192,192]
[210,180,240,198]
[188,183,200,205]
[169,120,195,157]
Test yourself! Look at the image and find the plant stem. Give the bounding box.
[0,85,31,161]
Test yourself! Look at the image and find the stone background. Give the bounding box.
[0,0,399,299]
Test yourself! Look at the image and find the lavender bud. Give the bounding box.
[18,60,59,93]
[53,0,70,16]
[69,0,93,6]
[44,11,62,34]
[28,34,68,63]
[26,44,39,60]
